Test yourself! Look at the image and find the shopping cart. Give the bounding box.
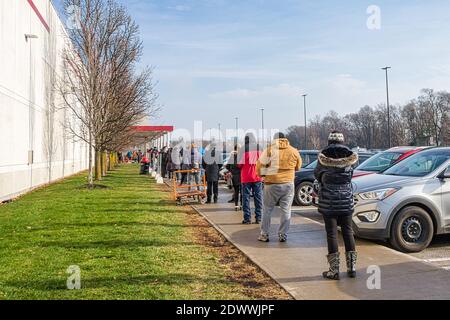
[173,169,207,205]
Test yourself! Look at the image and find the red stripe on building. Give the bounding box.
[27,0,50,33]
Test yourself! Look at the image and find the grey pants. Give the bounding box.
[261,183,295,237]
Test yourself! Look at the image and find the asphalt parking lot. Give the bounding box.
[219,183,450,272]
[292,205,450,272]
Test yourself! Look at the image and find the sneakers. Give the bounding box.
[258,234,270,243]
[235,206,240,212]
[254,220,261,225]
[279,234,288,243]
[242,220,252,225]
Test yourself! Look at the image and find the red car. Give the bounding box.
[353,147,430,178]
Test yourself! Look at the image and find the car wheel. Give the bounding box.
[295,182,314,206]
[390,206,434,253]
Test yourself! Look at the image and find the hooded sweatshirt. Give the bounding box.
[256,138,302,184]
[237,134,262,184]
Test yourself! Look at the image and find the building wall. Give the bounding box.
[0,0,89,201]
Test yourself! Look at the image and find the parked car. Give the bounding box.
[354,146,430,178]
[352,147,450,253]
[294,152,375,206]
[299,150,319,168]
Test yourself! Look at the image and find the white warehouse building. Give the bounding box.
[0,0,89,202]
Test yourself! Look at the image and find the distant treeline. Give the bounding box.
[287,89,450,150]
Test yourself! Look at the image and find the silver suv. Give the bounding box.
[352,148,450,253]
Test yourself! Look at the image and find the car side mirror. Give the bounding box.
[438,168,450,180]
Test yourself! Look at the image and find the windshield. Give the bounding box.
[357,152,402,172]
[305,160,318,169]
[383,151,450,177]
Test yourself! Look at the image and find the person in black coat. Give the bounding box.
[314,131,359,280]
[226,145,242,211]
[160,147,169,178]
[203,146,222,203]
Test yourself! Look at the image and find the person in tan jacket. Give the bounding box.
[256,132,302,242]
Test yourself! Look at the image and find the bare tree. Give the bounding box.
[58,0,159,187]
[417,89,446,146]
[297,89,450,150]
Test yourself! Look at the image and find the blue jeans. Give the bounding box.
[242,182,263,222]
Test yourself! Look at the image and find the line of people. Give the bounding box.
[230,131,358,281]
[159,143,222,204]
[157,130,358,280]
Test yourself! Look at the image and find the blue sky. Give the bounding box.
[53,0,450,133]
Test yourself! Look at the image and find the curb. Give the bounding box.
[190,204,297,300]
[158,179,296,299]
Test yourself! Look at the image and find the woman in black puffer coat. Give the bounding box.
[314,131,359,280]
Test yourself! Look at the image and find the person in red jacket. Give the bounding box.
[238,133,263,224]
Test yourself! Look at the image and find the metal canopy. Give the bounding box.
[130,126,174,146]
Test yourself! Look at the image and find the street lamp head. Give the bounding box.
[382,66,391,70]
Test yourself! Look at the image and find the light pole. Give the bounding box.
[235,117,239,146]
[382,67,392,148]
[302,94,308,150]
[25,34,38,189]
[261,108,265,146]
[218,123,222,149]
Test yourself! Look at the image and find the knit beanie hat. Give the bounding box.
[328,131,345,144]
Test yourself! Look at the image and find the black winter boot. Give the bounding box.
[323,253,340,280]
[346,251,357,278]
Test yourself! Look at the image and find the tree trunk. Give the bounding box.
[95,150,102,181]
[88,134,94,187]
[101,151,107,177]
[108,151,114,171]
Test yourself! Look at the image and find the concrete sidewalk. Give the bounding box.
[192,192,450,300]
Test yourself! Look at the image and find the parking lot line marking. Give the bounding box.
[302,216,325,227]
[294,209,443,267]
[424,258,450,263]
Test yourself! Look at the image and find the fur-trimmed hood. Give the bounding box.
[318,153,358,168]
[318,144,359,168]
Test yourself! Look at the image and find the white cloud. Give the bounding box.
[210,83,305,100]
[329,74,367,95]
[168,5,191,12]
